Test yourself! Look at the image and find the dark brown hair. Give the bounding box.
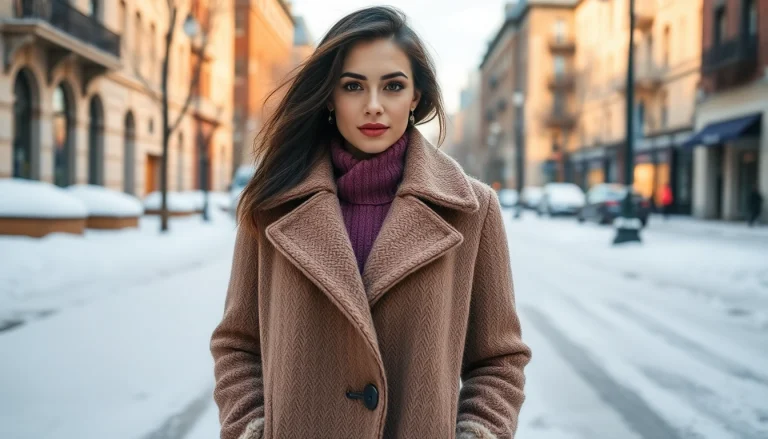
[237,6,446,234]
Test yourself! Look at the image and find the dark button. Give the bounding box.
[363,383,378,410]
[345,383,379,411]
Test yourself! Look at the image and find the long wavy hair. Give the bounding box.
[237,6,446,235]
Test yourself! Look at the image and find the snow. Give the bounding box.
[143,190,232,213]
[1,206,767,439]
[66,184,143,217]
[143,191,200,212]
[0,178,87,219]
[0,208,236,329]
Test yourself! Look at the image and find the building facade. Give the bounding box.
[232,0,293,171]
[687,0,767,221]
[1,0,234,196]
[480,0,579,190]
[569,0,702,213]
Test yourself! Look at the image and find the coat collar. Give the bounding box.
[263,129,479,365]
[262,128,480,213]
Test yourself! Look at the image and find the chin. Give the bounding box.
[348,133,400,154]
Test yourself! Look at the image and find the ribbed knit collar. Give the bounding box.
[330,132,409,206]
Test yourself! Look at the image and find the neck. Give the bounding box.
[343,140,377,160]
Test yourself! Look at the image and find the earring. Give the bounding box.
[409,109,415,125]
[328,109,334,125]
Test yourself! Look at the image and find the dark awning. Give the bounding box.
[682,113,762,147]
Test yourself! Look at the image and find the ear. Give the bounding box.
[411,89,422,110]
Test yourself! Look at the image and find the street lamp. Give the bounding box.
[513,91,525,219]
[613,0,642,244]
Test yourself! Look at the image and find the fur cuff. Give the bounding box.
[456,420,498,439]
[238,417,265,439]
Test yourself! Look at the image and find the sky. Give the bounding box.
[290,0,507,115]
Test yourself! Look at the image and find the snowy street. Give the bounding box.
[1,211,767,439]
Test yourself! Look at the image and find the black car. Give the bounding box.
[577,183,651,227]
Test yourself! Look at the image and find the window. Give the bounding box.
[88,0,99,18]
[744,0,757,36]
[660,90,669,129]
[235,12,245,34]
[134,13,142,69]
[554,19,566,42]
[554,92,565,114]
[150,23,157,75]
[235,59,246,77]
[663,26,671,66]
[714,6,727,47]
[553,55,566,78]
[119,1,127,38]
[149,118,154,134]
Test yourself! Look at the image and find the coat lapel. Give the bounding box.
[363,130,480,306]
[263,156,378,350]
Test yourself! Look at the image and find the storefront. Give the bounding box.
[634,129,694,213]
[684,113,763,220]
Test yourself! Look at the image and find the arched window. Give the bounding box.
[12,70,33,179]
[88,95,105,185]
[124,112,136,194]
[53,83,75,187]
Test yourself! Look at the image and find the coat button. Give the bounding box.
[363,383,379,411]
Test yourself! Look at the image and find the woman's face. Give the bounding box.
[330,38,421,156]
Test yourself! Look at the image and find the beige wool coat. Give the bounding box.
[210,130,531,439]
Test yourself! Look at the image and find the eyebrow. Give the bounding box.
[340,71,409,80]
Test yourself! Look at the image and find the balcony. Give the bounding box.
[634,2,656,31]
[702,34,759,89]
[545,107,577,130]
[548,73,576,91]
[2,0,121,93]
[613,62,667,95]
[549,36,576,54]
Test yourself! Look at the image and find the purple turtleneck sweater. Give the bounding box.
[330,132,409,273]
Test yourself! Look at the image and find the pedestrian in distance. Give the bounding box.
[660,183,674,220]
[748,184,763,227]
[210,7,531,439]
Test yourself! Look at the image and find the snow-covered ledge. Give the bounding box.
[67,185,143,230]
[143,191,201,217]
[0,179,88,238]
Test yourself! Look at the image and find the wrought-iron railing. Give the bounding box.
[14,0,121,58]
[703,34,758,73]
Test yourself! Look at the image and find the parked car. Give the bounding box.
[498,189,519,208]
[577,183,651,227]
[229,164,256,212]
[537,183,586,216]
[521,186,544,210]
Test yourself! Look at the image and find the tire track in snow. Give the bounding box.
[523,305,682,439]
[640,367,768,438]
[608,302,768,386]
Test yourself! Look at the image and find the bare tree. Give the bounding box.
[134,0,224,232]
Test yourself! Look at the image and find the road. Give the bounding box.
[1,212,766,439]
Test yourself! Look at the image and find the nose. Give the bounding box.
[364,91,383,116]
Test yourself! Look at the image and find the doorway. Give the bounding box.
[145,154,161,194]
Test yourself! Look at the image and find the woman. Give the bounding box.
[211,7,531,439]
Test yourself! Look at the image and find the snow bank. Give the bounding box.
[0,179,87,219]
[143,191,231,213]
[143,191,199,213]
[67,185,143,218]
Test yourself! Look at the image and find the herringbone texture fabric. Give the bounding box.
[210,129,531,439]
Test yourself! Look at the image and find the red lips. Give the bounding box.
[358,123,389,137]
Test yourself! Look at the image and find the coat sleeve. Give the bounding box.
[211,226,266,439]
[456,189,532,439]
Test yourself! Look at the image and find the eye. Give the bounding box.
[385,82,405,91]
[343,82,362,91]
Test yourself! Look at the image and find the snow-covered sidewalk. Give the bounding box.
[0,207,236,331]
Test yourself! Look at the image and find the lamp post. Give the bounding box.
[513,91,525,219]
[613,0,642,244]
